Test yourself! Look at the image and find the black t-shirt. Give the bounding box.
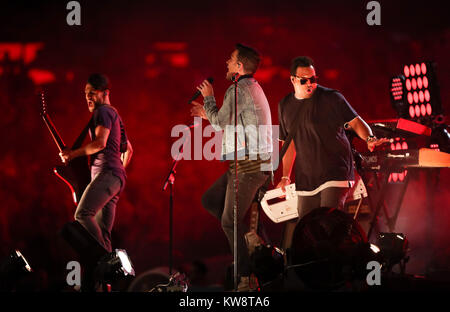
[89,105,127,191]
[278,85,358,191]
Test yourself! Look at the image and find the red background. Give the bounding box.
[0,0,448,290]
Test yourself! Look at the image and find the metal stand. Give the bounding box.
[232,74,239,291]
[162,123,196,275]
[366,168,412,241]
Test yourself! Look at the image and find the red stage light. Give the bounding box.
[391,142,396,150]
[415,63,421,75]
[402,141,408,150]
[417,77,423,89]
[404,65,410,77]
[407,92,413,104]
[424,90,430,102]
[392,172,398,182]
[169,53,189,67]
[409,105,415,118]
[409,64,415,76]
[415,105,420,117]
[28,69,55,85]
[426,103,432,115]
[388,137,409,183]
[423,76,429,88]
[413,92,419,103]
[420,104,426,116]
[421,62,427,75]
[397,61,440,120]
[419,90,424,102]
[406,79,411,90]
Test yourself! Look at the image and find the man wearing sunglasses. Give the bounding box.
[276,56,388,249]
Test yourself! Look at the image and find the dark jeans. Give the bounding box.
[202,170,269,277]
[74,170,122,253]
[281,187,350,250]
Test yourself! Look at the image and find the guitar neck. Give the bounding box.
[42,113,66,152]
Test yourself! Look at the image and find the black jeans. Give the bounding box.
[202,170,269,277]
[75,170,122,253]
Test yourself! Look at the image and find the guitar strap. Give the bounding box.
[71,116,93,150]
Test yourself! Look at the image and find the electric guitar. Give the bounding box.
[40,92,91,205]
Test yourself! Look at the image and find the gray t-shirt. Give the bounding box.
[89,104,127,192]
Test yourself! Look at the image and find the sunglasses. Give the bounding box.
[294,75,318,85]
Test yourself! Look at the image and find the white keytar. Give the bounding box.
[260,183,298,223]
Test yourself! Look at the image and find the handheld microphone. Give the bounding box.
[188,77,214,104]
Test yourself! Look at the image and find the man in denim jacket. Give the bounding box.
[191,43,272,291]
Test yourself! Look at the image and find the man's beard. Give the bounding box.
[94,98,105,108]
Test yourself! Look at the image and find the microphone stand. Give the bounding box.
[162,123,196,275]
[232,74,239,291]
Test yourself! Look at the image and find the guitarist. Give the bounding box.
[59,73,133,255]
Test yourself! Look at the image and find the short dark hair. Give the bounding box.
[235,43,261,75]
[290,56,314,76]
[87,73,110,91]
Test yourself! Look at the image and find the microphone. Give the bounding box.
[188,77,214,104]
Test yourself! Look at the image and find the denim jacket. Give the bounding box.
[203,77,273,163]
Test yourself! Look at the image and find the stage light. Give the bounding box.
[423,76,428,88]
[415,63,421,75]
[411,78,417,90]
[370,244,381,254]
[94,249,135,286]
[390,75,407,117]
[413,91,419,104]
[376,233,409,273]
[390,61,443,122]
[409,64,415,76]
[421,104,426,116]
[421,62,427,75]
[0,250,33,291]
[415,105,420,117]
[419,90,424,103]
[0,250,32,274]
[417,77,423,89]
[387,138,408,183]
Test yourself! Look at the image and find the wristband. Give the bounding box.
[281,176,291,181]
[366,135,377,143]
